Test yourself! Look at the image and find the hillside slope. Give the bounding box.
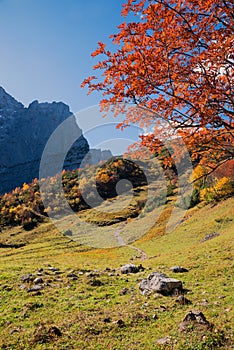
[0,197,233,349]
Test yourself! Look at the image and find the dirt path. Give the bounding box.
[114,222,148,260]
[114,227,126,246]
[127,245,148,261]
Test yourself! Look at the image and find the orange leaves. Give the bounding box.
[91,41,106,57]
[82,0,234,172]
[80,76,96,89]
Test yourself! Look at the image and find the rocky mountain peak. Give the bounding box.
[0,87,112,194]
[0,87,24,115]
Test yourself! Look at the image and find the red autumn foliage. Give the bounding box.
[82,0,234,174]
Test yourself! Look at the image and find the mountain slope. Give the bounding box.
[0,87,89,194]
[0,197,233,349]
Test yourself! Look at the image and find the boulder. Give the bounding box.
[139,272,183,295]
[120,263,144,274]
[27,285,44,293]
[170,266,188,273]
[179,310,212,332]
[33,277,43,284]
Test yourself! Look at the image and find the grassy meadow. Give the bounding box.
[0,195,233,349]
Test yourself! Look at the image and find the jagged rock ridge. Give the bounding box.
[0,87,111,194]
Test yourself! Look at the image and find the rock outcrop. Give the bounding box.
[139,272,183,295]
[87,149,113,165]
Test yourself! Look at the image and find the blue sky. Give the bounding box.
[0,0,124,112]
[0,0,143,154]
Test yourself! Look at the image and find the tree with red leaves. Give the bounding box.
[82,0,234,175]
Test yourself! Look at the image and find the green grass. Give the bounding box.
[0,197,233,349]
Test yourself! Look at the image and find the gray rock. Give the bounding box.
[33,277,43,284]
[120,263,143,274]
[170,266,188,273]
[48,267,59,272]
[139,272,183,295]
[201,232,220,242]
[120,287,129,295]
[156,336,171,345]
[21,274,34,282]
[27,285,44,292]
[20,284,27,290]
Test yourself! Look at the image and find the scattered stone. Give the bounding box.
[108,273,115,277]
[120,287,129,295]
[103,317,111,323]
[139,272,183,295]
[20,284,27,290]
[48,326,62,337]
[201,232,220,242]
[176,295,192,305]
[86,272,100,278]
[179,310,211,332]
[132,313,150,322]
[218,295,226,299]
[56,278,63,282]
[170,266,188,273]
[48,267,59,272]
[116,319,125,327]
[64,229,73,237]
[88,279,104,287]
[21,274,34,282]
[25,302,44,311]
[27,285,44,293]
[2,285,12,291]
[156,305,167,312]
[105,267,111,272]
[152,314,158,320]
[120,263,144,274]
[67,273,78,279]
[33,277,43,284]
[156,336,171,345]
[198,299,209,306]
[183,310,208,323]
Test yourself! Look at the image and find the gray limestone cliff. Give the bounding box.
[0,87,112,194]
